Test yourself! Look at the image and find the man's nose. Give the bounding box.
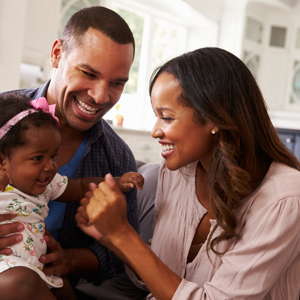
[88,82,109,105]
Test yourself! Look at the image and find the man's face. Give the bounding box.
[49,28,134,132]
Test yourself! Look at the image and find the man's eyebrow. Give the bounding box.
[78,63,129,82]
[79,63,101,75]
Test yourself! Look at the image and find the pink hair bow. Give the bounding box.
[30,97,59,126]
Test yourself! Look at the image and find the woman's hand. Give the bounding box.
[87,174,129,241]
[76,174,129,245]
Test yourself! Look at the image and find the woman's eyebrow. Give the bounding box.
[156,107,175,113]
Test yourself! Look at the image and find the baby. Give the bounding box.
[0,93,143,298]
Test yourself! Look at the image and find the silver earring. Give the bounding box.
[211,129,216,135]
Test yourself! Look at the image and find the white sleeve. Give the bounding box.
[47,173,68,200]
[172,196,300,300]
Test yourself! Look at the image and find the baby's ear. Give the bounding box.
[0,152,8,170]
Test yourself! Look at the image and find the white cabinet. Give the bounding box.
[113,126,161,163]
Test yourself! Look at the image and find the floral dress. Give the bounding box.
[0,173,68,288]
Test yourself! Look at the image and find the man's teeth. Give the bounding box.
[161,144,175,152]
[76,99,99,115]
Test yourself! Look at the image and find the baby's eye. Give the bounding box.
[51,153,57,160]
[33,156,42,161]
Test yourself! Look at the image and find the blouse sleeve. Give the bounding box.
[47,173,68,200]
[172,196,300,300]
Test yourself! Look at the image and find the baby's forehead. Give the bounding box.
[20,126,61,151]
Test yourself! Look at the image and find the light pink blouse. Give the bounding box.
[148,160,300,300]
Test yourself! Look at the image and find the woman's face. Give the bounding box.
[151,72,217,171]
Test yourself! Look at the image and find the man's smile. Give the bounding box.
[75,97,101,115]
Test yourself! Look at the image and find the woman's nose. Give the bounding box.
[151,125,164,139]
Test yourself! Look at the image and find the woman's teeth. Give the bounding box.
[161,144,175,152]
[76,99,99,115]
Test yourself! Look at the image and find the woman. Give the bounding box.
[76,47,300,300]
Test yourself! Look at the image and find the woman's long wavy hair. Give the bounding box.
[149,47,300,254]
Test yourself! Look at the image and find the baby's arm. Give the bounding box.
[56,172,144,203]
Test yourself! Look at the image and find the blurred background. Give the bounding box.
[1,0,300,162]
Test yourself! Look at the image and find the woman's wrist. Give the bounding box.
[103,221,137,250]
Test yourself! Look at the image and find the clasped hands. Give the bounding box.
[75,174,131,247]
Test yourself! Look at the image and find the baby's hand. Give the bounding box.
[0,168,12,192]
[118,172,144,192]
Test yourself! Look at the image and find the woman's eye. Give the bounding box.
[161,117,172,122]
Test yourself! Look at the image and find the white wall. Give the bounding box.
[0,0,27,91]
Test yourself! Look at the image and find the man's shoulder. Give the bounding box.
[0,81,49,99]
[1,87,36,96]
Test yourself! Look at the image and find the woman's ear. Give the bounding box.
[211,126,219,135]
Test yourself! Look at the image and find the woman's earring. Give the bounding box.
[211,129,216,135]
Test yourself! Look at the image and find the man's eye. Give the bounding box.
[113,81,125,87]
[82,71,95,78]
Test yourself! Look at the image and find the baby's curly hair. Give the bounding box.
[0,92,58,157]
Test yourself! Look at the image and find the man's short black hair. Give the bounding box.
[61,6,135,57]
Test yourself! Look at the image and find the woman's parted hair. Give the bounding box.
[149,47,300,254]
[0,92,58,157]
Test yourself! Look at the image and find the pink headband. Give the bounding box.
[0,97,59,140]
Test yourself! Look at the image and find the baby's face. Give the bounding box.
[3,126,61,196]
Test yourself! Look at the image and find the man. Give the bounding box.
[0,6,140,298]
